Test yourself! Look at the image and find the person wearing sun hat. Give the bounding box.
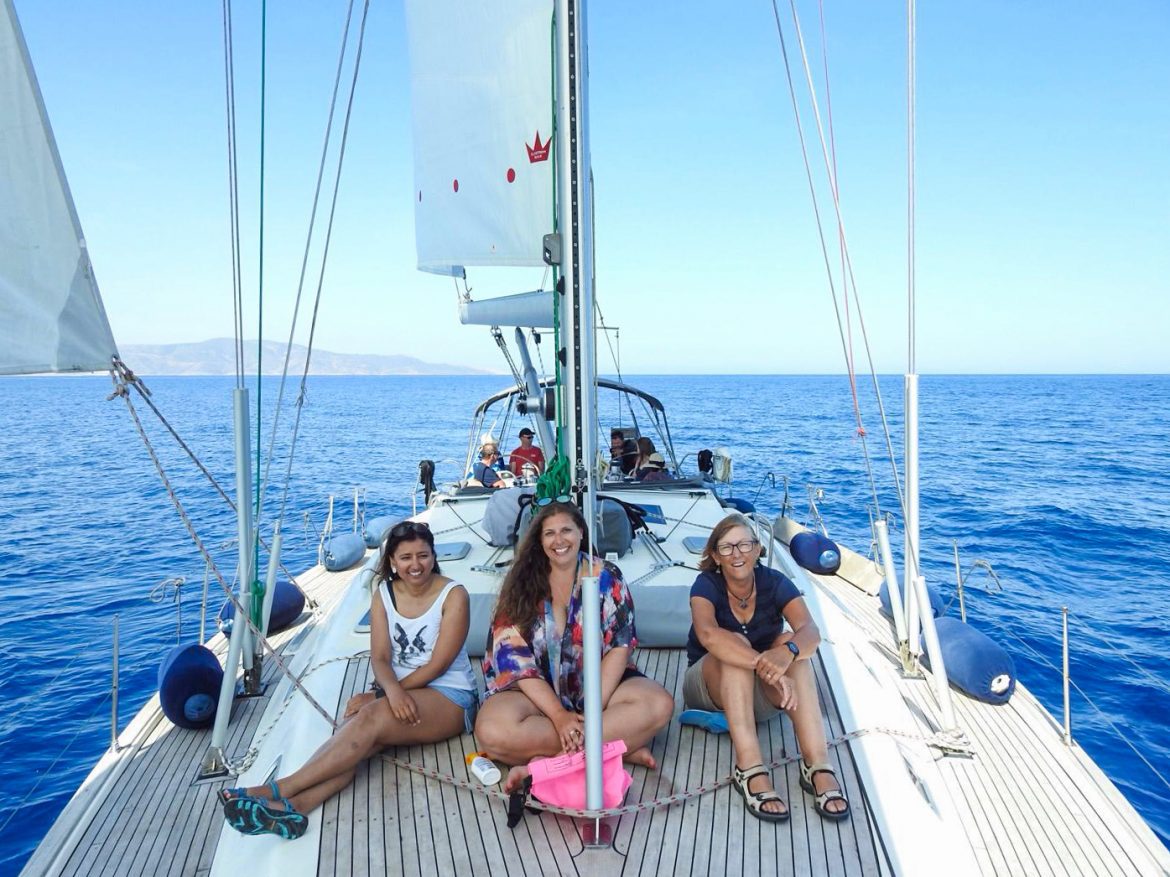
[638,452,671,482]
[508,426,545,477]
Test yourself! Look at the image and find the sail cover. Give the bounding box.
[0,0,117,375]
[404,0,554,275]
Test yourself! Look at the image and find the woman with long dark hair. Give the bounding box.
[219,520,477,839]
[475,500,673,788]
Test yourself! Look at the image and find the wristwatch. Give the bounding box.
[785,641,800,659]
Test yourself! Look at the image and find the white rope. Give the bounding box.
[377,723,968,820]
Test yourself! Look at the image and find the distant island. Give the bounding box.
[119,339,494,376]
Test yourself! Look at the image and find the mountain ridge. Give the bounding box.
[118,339,494,376]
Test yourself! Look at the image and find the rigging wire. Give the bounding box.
[770,0,914,555]
[109,361,311,595]
[256,0,359,529]
[220,0,245,386]
[276,0,373,524]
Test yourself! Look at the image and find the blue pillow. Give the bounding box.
[218,579,306,636]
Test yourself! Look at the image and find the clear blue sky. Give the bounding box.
[15,1,1169,374]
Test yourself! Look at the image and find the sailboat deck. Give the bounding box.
[26,555,1170,876]
[323,648,889,877]
[22,562,358,877]
[811,569,1170,877]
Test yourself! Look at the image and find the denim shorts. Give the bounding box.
[431,685,480,734]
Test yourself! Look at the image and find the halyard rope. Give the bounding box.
[109,364,340,737]
[376,724,972,819]
[108,359,314,604]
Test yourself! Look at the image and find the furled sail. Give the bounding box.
[0,0,117,375]
[404,0,554,276]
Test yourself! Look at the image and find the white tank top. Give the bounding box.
[378,579,476,693]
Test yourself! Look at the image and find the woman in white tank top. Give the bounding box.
[220,520,477,840]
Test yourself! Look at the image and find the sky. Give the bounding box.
[13,1,1170,375]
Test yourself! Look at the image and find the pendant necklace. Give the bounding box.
[728,578,755,610]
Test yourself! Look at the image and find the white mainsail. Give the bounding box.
[404,0,554,276]
[0,0,117,376]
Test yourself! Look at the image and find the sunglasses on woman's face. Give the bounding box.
[535,495,572,507]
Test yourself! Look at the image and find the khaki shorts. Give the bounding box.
[682,655,781,722]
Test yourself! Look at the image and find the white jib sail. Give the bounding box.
[0,0,117,375]
[405,0,554,276]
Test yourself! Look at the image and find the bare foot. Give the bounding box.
[624,746,657,770]
[503,765,530,794]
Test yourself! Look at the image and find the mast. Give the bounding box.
[553,0,604,817]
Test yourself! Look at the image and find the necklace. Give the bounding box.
[727,578,755,610]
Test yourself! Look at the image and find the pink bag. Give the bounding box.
[527,739,632,810]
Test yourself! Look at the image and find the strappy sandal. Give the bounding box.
[799,760,850,820]
[223,781,308,839]
[217,786,247,806]
[732,764,789,822]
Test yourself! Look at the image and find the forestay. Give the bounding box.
[0,0,117,375]
[404,0,554,276]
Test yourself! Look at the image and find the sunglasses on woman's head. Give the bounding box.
[390,520,431,537]
[535,495,572,507]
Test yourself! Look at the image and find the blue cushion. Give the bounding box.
[324,533,366,571]
[923,616,1016,704]
[158,643,223,730]
[790,531,842,575]
[218,579,306,635]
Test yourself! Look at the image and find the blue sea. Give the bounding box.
[0,373,1167,871]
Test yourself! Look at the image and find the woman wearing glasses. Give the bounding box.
[220,520,477,839]
[684,513,849,823]
[475,500,674,789]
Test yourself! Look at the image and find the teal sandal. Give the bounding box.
[223,781,308,839]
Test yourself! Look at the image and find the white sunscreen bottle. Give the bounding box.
[466,751,502,785]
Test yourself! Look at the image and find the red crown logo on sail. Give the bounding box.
[526,131,551,163]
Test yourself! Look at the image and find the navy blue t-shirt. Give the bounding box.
[685,566,803,665]
[472,461,501,486]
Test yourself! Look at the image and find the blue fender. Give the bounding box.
[324,532,367,571]
[789,531,842,575]
[363,515,400,549]
[158,643,223,730]
[218,579,306,636]
[923,616,1016,704]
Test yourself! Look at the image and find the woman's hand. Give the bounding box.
[386,686,421,725]
[552,709,586,754]
[755,648,797,709]
[343,690,376,719]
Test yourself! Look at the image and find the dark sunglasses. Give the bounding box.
[390,520,431,537]
[535,494,572,507]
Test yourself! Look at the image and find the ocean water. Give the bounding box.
[0,373,1167,871]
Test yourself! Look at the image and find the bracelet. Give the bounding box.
[371,683,386,699]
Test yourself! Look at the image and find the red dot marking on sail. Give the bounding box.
[507,168,516,183]
[453,179,459,193]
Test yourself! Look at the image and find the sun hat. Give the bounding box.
[645,452,666,469]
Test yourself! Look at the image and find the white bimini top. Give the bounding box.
[378,579,477,693]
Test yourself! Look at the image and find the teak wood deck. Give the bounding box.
[26,561,1170,876]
